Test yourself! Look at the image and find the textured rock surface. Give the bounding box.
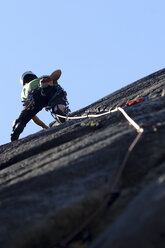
[0,68,165,248]
[90,163,165,248]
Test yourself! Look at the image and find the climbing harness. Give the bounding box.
[50,104,70,125]
[44,85,70,125]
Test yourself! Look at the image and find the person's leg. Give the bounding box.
[11,88,49,141]
[11,105,42,141]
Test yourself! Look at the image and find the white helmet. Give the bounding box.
[20,71,37,86]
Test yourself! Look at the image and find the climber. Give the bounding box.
[11,70,69,141]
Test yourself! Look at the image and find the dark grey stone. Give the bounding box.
[0,68,165,248]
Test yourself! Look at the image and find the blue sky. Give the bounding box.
[0,0,165,145]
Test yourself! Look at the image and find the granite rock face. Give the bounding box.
[0,69,165,248]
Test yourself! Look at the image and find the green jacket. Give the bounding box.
[21,75,49,102]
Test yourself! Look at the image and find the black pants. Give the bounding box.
[11,85,63,141]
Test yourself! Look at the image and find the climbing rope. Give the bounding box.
[55,105,145,248]
[117,107,144,133]
[56,106,144,134]
[56,107,118,120]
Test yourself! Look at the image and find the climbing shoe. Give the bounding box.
[11,122,25,141]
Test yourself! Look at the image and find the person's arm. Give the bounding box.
[32,115,49,129]
[50,69,62,82]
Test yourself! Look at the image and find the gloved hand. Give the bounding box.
[39,77,54,88]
